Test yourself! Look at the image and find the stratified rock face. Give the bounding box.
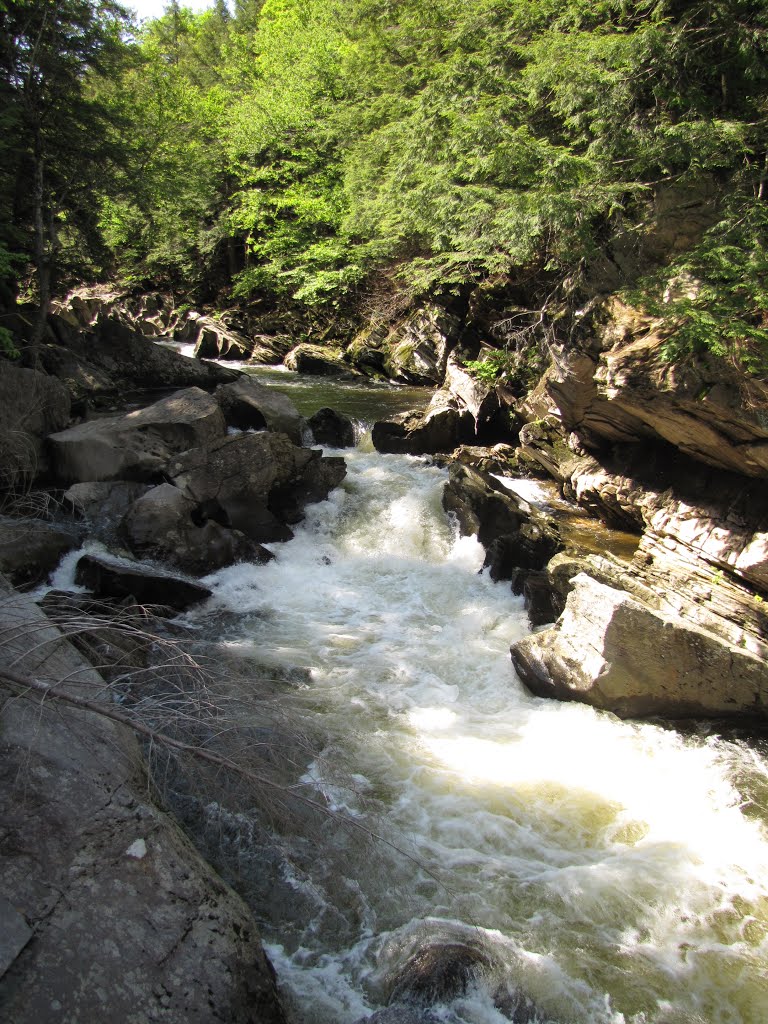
[511,573,768,719]
[383,305,460,385]
[0,580,287,1024]
[347,304,460,384]
[546,300,768,478]
[49,387,226,483]
[216,375,305,445]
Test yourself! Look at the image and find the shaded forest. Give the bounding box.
[2,0,768,372]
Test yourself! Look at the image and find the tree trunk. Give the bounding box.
[29,125,49,369]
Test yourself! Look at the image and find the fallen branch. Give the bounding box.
[0,665,448,888]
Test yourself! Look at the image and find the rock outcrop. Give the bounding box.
[512,573,768,719]
[347,304,461,384]
[0,579,287,1024]
[500,298,768,720]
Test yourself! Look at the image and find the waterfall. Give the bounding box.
[185,445,768,1024]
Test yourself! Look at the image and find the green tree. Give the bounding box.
[0,0,131,362]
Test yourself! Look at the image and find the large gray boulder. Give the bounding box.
[49,387,226,483]
[216,375,305,445]
[168,432,347,543]
[44,311,240,399]
[122,482,273,575]
[0,579,287,1024]
[511,573,768,719]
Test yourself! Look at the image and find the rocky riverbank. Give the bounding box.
[0,320,356,1021]
[374,296,768,722]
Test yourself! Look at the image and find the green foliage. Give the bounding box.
[628,194,768,376]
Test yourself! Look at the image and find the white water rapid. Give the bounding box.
[187,444,768,1024]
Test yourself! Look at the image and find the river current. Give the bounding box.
[189,384,768,1024]
[51,373,768,1022]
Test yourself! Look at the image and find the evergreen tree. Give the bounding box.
[0,0,131,361]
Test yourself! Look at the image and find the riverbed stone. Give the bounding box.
[216,375,305,444]
[74,553,213,610]
[49,387,226,483]
[0,578,287,1024]
[511,572,768,719]
[308,406,356,447]
[122,482,273,574]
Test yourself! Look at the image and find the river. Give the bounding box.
[170,371,768,1024]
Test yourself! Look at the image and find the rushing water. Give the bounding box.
[179,429,768,1024]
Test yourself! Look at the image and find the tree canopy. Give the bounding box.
[2,0,768,369]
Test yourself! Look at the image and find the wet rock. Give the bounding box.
[0,579,287,1024]
[169,431,346,543]
[216,375,305,445]
[373,396,475,456]
[122,482,273,575]
[0,518,81,587]
[285,343,348,376]
[308,407,356,448]
[511,573,768,719]
[443,462,560,581]
[387,942,495,1006]
[353,1010,440,1024]
[74,554,212,611]
[48,387,226,484]
[43,311,239,398]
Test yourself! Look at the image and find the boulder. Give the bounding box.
[49,387,226,484]
[387,942,495,1006]
[0,579,287,1024]
[284,343,351,376]
[442,360,519,444]
[0,518,81,587]
[43,311,239,399]
[64,481,150,534]
[443,463,561,581]
[216,375,305,445]
[308,407,356,448]
[74,554,213,611]
[511,573,768,719]
[122,483,273,575]
[0,363,71,489]
[373,395,475,456]
[168,432,346,543]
